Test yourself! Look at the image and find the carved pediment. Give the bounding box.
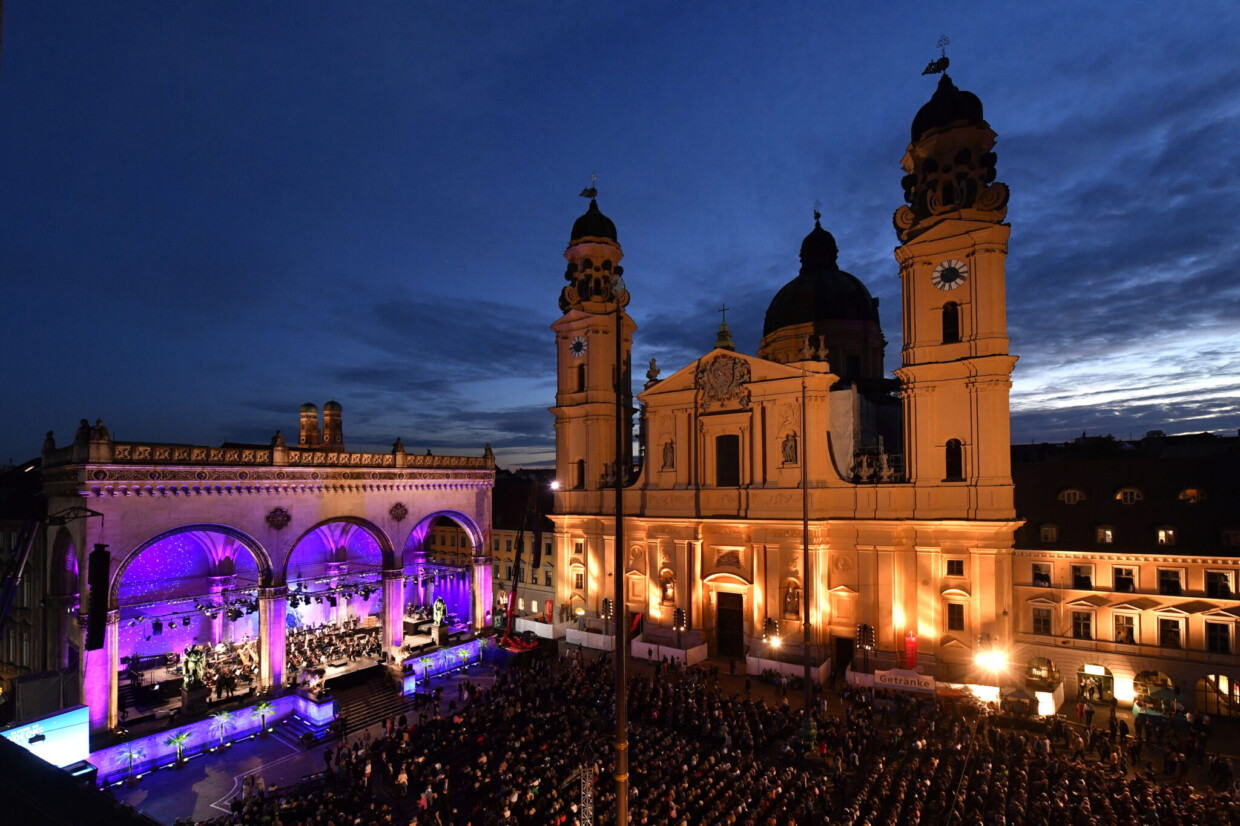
[695,354,752,412]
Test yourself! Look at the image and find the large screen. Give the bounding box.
[0,704,90,768]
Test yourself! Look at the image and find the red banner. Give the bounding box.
[904,632,918,669]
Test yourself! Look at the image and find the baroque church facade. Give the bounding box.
[551,73,1018,682]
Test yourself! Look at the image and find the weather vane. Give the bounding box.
[922,35,950,75]
[579,172,598,200]
[813,199,822,222]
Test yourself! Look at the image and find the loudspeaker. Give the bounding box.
[84,544,110,651]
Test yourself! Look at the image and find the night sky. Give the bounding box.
[2,3,1237,468]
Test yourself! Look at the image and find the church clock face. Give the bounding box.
[931,259,969,291]
[569,335,588,359]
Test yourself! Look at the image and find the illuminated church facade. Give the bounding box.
[549,73,1240,710]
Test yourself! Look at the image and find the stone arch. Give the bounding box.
[283,516,396,583]
[403,510,485,559]
[109,523,273,609]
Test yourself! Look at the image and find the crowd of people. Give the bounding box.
[180,649,1240,826]
[286,620,384,685]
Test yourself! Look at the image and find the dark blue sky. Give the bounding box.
[2,2,1238,467]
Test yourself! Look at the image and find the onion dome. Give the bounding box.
[911,74,984,143]
[324,400,342,412]
[762,217,879,338]
[300,402,318,413]
[570,199,617,243]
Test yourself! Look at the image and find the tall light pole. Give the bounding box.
[612,274,629,826]
[800,369,815,746]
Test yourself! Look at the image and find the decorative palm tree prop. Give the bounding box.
[118,744,145,782]
[210,710,235,749]
[251,700,274,735]
[166,730,190,764]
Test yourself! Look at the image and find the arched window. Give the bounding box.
[575,365,585,392]
[574,459,585,490]
[945,439,964,481]
[942,302,960,343]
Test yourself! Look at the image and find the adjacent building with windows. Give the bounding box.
[1012,431,1239,714]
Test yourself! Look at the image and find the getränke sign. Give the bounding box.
[874,668,935,693]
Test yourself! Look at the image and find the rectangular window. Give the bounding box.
[545,540,553,555]
[1096,527,1114,544]
[574,541,584,556]
[1040,524,1059,543]
[505,565,513,579]
[946,603,965,631]
[531,600,539,615]
[544,571,553,587]
[1159,617,1181,648]
[1158,569,1182,596]
[574,572,584,590]
[493,539,500,551]
[518,598,525,611]
[715,434,741,487]
[1072,611,1092,640]
[1113,567,1136,593]
[1207,622,1231,654]
[1032,563,1052,588]
[517,566,525,582]
[505,538,513,552]
[1072,565,1093,590]
[1113,614,1136,644]
[1157,528,1176,546]
[1206,571,1233,598]
[946,559,964,577]
[1032,608,1052,636]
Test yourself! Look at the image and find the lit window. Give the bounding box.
[1072,611,1092,640]
[1113,567,1136,593]
[1113,614,1136,644]
[1178,488,1205,504]
[544,570,553,587]
[1032,563,1052,588]
[1096,526,1114,544]
[1157,527,1176,546]
[1158,617,1181,649]
[946,603,965,631]
[1040,524,1059,543]
[574,572,584,590]
[1032,608,1052,636]
[1115,487,1143,505]
[1058,489,1085,505]
[574,541,584,555]
[531,600,538,614]
[1207,623,1231,654]
[518,598,525,611]
[946,559,964,577]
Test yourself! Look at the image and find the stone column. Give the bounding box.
[209,575,235,645]
[326,561,347,625]
[257,586,287,692]
[381,570,404,663]
[81,609,120,734]
[472,556,493,631]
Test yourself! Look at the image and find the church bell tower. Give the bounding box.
[550,190,634,513]
[893,71,1018,519]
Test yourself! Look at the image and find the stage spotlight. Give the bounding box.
[315,596,323,604]
[182,618,191,627]
[327,596,337,607]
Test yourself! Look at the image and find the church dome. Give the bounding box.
[324,400,342,412]
[911,74,983,143]
[762,218,879,337]
[300,402,318,413]
[570,199,617,243]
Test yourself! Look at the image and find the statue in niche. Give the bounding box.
[782,431,798,464]
[182,644,207,690]
[432,596,447,627]
[784,583,801,618]
[662,440,675,470]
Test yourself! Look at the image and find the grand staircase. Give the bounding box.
[328,665,421,735]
